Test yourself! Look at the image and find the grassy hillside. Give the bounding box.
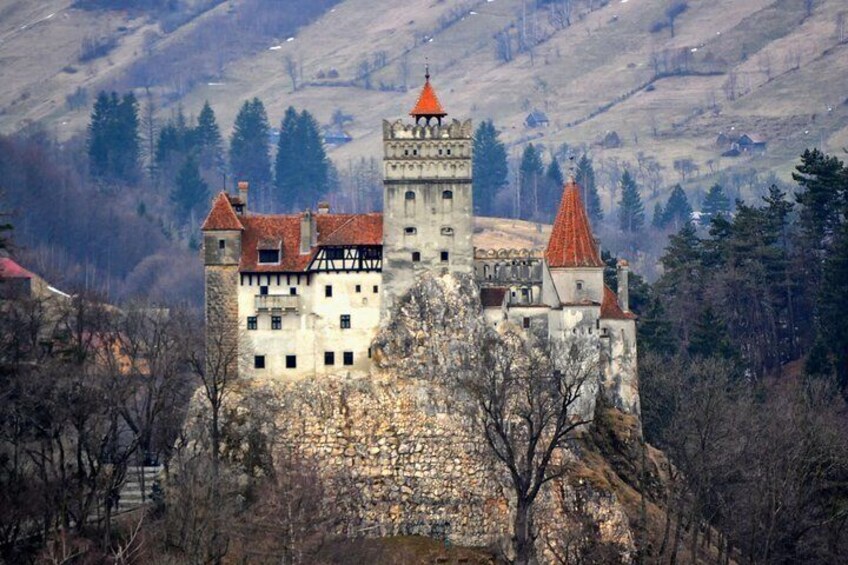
[1,0,846,209]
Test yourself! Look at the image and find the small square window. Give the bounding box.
[405,190,415,200]
[218,239,225,249]
[325,285,333,298]
[343,351,354,366]
[340,314,351,329]
[324,352,335,366]
[289,287,297,296]
[404,227,417,235]
[440,251,449,262]
[576,281,584,291]
[271,316,281,330]
[285,355,297,369]
[412,251,421,262]
[442,190,453,199]
[258,249,279,263]
[247,316,257,330]
[254,355,265,369]
[523,317,531,329]
[260,286,269,296]
[355,284,362,293]
[373,285,379,293]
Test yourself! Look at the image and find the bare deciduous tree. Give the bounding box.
[459,328,595,564]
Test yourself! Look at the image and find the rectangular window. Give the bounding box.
[412,251,421,262]
[324,351,335,366]
[373,285,379,293]
[404,227,417,235]
[343,351,354,366]
[289,287,297,295]
[271,316,281,330]
[340,314,351,329]
[260,285,269,296]
[218,239,225,249]
[368,347,372,359]
[325,285,333,298]
[285,355,297,369]
[247,316,257,330]
[326,248,344,260]
[254,355,265,369]
[355,284,361,293]
[440,251,449,262]
[523,317,531,329]
[258,249,280,263]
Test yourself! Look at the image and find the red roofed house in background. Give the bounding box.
[201,73,639,416]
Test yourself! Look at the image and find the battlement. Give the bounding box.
[382,119,473,140]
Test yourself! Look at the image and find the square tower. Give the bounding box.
[381,72,474,315]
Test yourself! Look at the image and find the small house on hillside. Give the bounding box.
[737,133,767,154]
[525,109,550,128]
[323,127,353,147]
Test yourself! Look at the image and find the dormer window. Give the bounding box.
[259,249,280,264]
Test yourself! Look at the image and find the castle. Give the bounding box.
[201,73,639,415]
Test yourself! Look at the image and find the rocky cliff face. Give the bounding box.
[194,272,648,561]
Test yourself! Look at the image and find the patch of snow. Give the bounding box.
[286,37,295,42]
[207,82,225,86]
[48,286,70,298]
[269,45,282,50]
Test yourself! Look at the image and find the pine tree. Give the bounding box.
[88,91,140,181]
[230,98,272,204]
[171,154,209,222]
[196,100,223,170]
[700,183,730,226]
[114,93,140,181]
[88,91,114,178]
[519,144,544,220]
[651,202,665,229]
[576,154,603,223]
[274,107,329,211]
[819,219,848,387]
[618,169,644,232]
[688,306,736,360]
[542,157,565,222]
[638,296,678,357]
[297,109,329,207]
[275,106,300,210]
[662,184,693,230]
[472,120,508,216]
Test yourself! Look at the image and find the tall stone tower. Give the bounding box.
[201,190,244,379]
[381,70,474,315]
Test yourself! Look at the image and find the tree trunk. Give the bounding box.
[514,497,535,564]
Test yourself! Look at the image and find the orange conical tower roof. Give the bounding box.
[410,66,447,121]
[545,177,604,268]
[202,192,244,231]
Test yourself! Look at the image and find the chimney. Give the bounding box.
[300,210,314,254]
[617,259,630,312]
[237,181,249,212]
[317,201,330,214]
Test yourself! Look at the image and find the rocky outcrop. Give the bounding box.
[196,272,641,561]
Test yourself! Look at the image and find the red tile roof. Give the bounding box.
[410,76,447,118]
[201,192,244,231]
[545,178,604,268]
[0,257,34,279]
[481,287,507,308]
[600,286,636,320]
[239,213,383,272]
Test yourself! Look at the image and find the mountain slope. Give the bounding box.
[1,0,846,202]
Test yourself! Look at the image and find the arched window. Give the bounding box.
[405,191,415,200]
[442,190,453,199]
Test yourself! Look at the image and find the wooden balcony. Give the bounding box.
[255,294,299,312]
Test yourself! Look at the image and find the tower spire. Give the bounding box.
[409,64,447,125]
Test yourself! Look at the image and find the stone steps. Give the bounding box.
[116,465,163,512]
